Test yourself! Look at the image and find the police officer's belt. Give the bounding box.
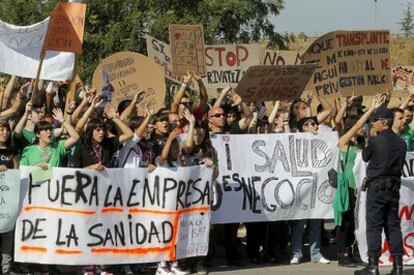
[365,176,401,192]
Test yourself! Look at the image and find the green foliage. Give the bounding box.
[399,3,414,38]
[0,0,286,83]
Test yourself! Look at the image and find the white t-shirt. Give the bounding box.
[118,134,143,168]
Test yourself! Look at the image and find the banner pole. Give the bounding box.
[31,51,46,102]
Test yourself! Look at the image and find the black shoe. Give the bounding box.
[338,253,357,268]
[354,258,379,275]
[390,255,403,275]
[195,262,208,275]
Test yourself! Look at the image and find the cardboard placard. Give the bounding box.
[43,2,87,54]
[204,43,261,95]
[302,30,392,97]
[92,52,166,115]
[145,34,198,90]
[169,25,206,77]
[263,50,302,65]
[392,66,414,91]
[235,64,317,102]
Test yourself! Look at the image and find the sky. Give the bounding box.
[271,0,414,37]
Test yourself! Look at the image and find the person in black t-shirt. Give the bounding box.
[0,121,18,275]
[69,106,133,170]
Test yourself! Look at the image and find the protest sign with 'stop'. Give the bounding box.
[211,132,339,223]
[92,52,165,115]
[14,166,212,265]
[169,24,207,77]
[146,34,262,96]
[302,30,391,97]
[43,2,86,54]
[235,64,317,102]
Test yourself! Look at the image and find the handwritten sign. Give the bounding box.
[392,66,414,92]
[235,64,317,102]
[263,50,302,65]
[145,34,198,90]
[204,43,261,93]
[0,170,21,233]
[211,132,339,223]
[302,30,391,97]
[169,25,206,76]
[14,166,212,265]
[92,52,166,115]
[43,2,86,54]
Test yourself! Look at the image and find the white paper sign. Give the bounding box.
[14,166,212,265]
[211,132,339,223]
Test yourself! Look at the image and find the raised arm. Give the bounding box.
[181,109,196,151]
[335,96,356,129]
[14,102,31,138]
[213,85,231,108]
[158,128,180,166]
[268,101,280,125]
[135,104,154,138]
[192,71,209,113]
[120,90,145,122]
[315,95,333,123]
[53,108,80,149]
[1,75,18,110]
[170,72,192,113]
[338,94,386,149]
[0,82,27,120]
[75,96,102,132]
[104,105,133,144]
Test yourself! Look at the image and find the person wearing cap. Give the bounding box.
[355,105,407,275]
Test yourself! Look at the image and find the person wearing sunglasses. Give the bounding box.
[288,116,330,265]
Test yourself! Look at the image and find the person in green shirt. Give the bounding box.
[391,107,413,150]
[20,108,79,168]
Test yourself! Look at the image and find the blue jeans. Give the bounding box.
[291,219,322,262]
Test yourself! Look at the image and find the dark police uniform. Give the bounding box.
[357,107,406,275]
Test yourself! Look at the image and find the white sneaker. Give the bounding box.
[156,266,173,275]
[170,266,190,275]
[290,256,300,264]
[317,256,330,264]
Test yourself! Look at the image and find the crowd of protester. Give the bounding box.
[0,72,412,275]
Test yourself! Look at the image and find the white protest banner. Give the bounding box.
[204,43,261,94]
[302,30,391,98]
[0,18,75,81]
[263,50,302,65]
[15,166,212,265]
[354,152,414,266]
[0,170,21,233]
[210,132,339,224]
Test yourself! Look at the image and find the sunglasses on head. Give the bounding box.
[210,113,224,118]
[40,127,52,132]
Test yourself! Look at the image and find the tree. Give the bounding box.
[399,3,414,38]
[0,0,287,83]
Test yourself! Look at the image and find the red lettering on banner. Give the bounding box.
[399,204,414,220]
[204,46,250,67]
[403,232,414,257]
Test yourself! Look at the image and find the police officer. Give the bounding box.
[355,107,407,275]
